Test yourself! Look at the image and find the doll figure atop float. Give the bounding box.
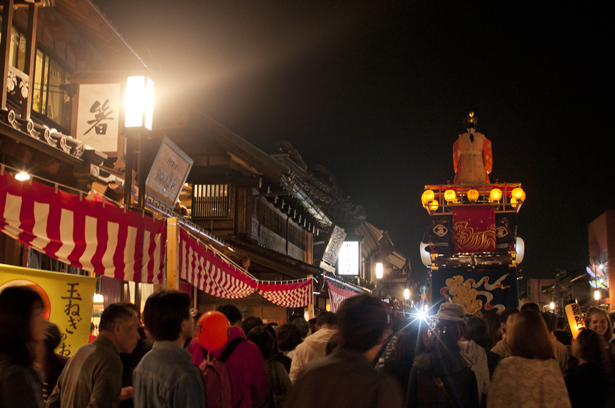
[453,112,493,185]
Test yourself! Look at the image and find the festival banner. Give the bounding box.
[326,278,360,312]
[0,171,166,283]
[257,279,313,308]
[452,206,496,252]
[431,267,519,317]
[0,264,96,357]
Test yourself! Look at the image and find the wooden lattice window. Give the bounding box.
[191,184,230,218]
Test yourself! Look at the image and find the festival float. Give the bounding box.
[420,113,525,317]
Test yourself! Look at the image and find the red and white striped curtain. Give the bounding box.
[326,278,360,312]
[179,228,313,307]
[0,172,166,283]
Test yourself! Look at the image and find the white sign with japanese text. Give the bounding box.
[76,83,121,153]
[338,241,360,276]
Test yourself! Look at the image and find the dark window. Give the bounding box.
[288,224,304,248]
[261,204,286,238]
[192,184,230,218]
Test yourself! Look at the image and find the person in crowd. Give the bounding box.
[491,308,520,358]
[487,311,571,408]
[212,304,268,408]
[284,294,403,408]
[459,316,492,403]
[566,328,612,408]
[273,324,302,373]
[481,312,502,351]
[520,302,540,314]
[465,316,501,379]
[48,303,140,408]
[0,286,47,408]
[33,322,69,402]
[292,317,310,341]
[242,316,264,336]
[407,303,479,408]
[307,318,317,336]
[381,319,429,400]
[120,325,152,408]
[289,312,338,383]
[133,290,204,408]
[554,317,572,346]
[584,307,615,356]
[541,311,569,376]
[248,326,292,408]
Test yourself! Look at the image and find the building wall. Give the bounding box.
[588,210,615,309]
[526,278,556,304]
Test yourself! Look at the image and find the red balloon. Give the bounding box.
[196,311,229,351]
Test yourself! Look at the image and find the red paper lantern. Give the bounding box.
[196,311,229,351]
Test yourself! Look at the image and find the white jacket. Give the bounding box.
[288,328,337,383]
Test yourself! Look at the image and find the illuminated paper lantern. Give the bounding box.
[511,187,526,202]
[565,303,585,340]
[467,189,479,203]
[489,188,502,202]
[444,189,457,203]
[428,200,439,211]
[422,190,435,206]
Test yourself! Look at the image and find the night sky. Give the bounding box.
[96,0,614,290]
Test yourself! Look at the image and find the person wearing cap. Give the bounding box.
[407,302,479,408]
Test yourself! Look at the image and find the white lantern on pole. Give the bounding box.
[125,76,154,130]
[404,288,410,300]
[376,262,383,279]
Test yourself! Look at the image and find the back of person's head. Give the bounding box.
[143,291,190,341]
[556,317,567,331]
[463,316,491,349]
[307,318,317,334]
[316,311,338,328]
[100,302,138,333]
[217,304,243,326]
[326,332,341,355]
[432,319,463,356]
[394,319,428,363]
[292,317,310,339]
[481,312,502,348]
[247,326,275,360]
[575,328,611,375]
[337,294,388,352]
[500,307,520,324]
[276,323,302,352]
[0,286,44,364]
[241,316,263,336]
[541,311,558,333]
[508,311,553,360]
[520,302,540,314]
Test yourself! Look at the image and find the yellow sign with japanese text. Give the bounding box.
[565,303,585,340]
[0,264,96,357]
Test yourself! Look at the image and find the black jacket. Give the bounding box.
[407,350,479,408]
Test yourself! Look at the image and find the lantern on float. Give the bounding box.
[444,189,457,203]
[467,189,479,203]
[511,187,526,202]
[489,188,502,202]
[510,197,519,208]
[428,200,439,212]
[421,190,435,206]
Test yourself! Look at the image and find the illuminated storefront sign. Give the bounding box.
[338,241,360,276]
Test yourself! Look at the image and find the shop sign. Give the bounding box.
[338,241,360,276]
[76,83,121,153]
[145,136,193,208]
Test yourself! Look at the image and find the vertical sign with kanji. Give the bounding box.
[76,83,121,153]
[0,264,96,356]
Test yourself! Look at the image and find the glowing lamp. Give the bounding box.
[510,197,519,208]
[93,293,104,303]
[511,187,526,202]
[444,189,457,203]
[489,188,502,202]
[594,290,601,301]
[467,189,479,203]
[376,262,384,279]
[125,76,154,130]
[421,190,435,206]
[428,200,439,212]
[549,302,555,310]
[15,172,30,181]
[404,288,410,300]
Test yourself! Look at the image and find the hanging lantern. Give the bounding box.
[428,200,439,212]
[444,189,457,203]
[421,190,435,206]
[489,188,502,202]
[511,187,526,202]
[510,197,519,208]
[467,189,479,203]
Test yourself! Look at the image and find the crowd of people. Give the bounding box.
[2,285,615,408]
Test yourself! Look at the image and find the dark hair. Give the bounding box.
[308,318,317,334]
[217,304,243,325]
[500,307,520,324]
[0,286,44,365]
[275,323,302,352]
[463,316,491,349]
[326,332,341,355]
[316,311,338,327]
[247,326,275,360]
[584,307,613,343]
[241,316,264,336]
[575,328,612,376]
[337,294,388,352]
[482,312,502,350]
[432,319,463,355]
[143,291,191,341]
[99,302,138,332]
[541,311,558,333]
[292,317,309,339]
[394,319,428,363]
[508,311,553,360]
[520,302,540,314]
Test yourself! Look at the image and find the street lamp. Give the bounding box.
[124,76,154,208]
[594,290,601,301]
[404,288,410,300]
[549,301,555,310]
[376,262,383,279]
